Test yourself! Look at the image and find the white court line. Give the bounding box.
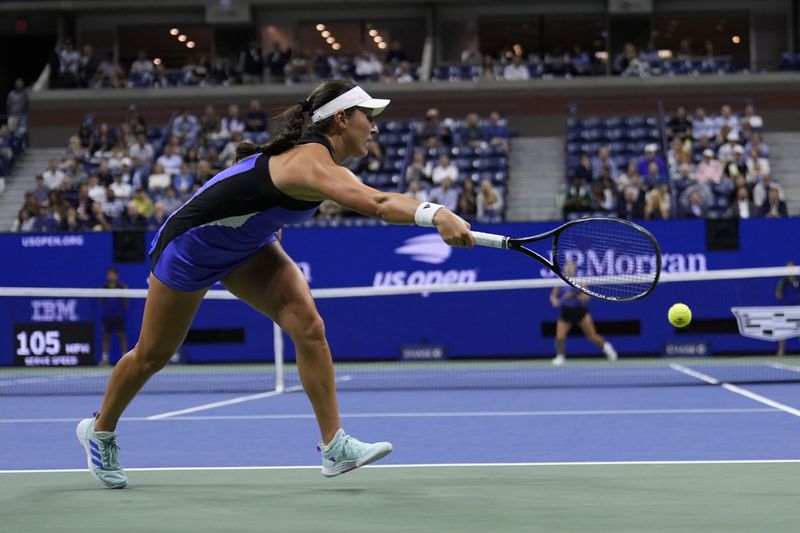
[0,407,777,424]
[3,459,800,474]
[145,375,352,419]
[670,363,800,418]
[770,362,800,373]
[146,385,305,420]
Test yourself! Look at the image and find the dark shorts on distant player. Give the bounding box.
[102,315,126,333]
[560,306,588,326]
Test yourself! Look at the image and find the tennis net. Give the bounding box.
[2,265,800,395]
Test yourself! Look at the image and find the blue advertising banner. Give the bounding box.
[0,218,796,365]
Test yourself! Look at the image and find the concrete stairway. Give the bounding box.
[765,132,800,216]
[505,137,564,222]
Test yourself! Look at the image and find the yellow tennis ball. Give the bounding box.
[668,303,692,328]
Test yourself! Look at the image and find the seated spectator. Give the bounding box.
[60,207,87,232]
[349,140,384,175]
[12,208,37,232]
[161,186,182,214]
[394,61,416,83]
[244,99,268,143]
[132,189,155,218]
[147,201,169,230]
[43,159,67,190]
[73,184,95,223]
[47,190,70,222]
[746,132,770,159]
[156,145,183,175]
[417,108,445,147]
[317,200,343,223]
[573,152,594,182]
[457,179,477,219]
[714,104,739,138]
[717,132,740,163]
[86,175,107,203]
[32,205,60,232]
[129,132,155,167]
[29,175,49,205]
[426,154,459,185]
[95,51,125,88]
[219,131,245,168]
[636,144,667,181]
[667,106,692,142]
[694,149,723,184]
[753,174,785,208]
[644,185,671,220]
[113,202,148,230]
[90,122,116,155]
[502,55,530,81]
[746,153,770,183]
[428,177,458,212]
[100,188,125,220]
[616,185,645,220]
[725,146,748,178]
[147,163,172,198]
[568,45,592,75]
[354,52,383,81]
[405,151,429,183]
[461,113,486,148]
[590,180,616,213]
[57,176,78,206]
[592,147,618,180]
[644,160,666,187]
[130,50,154,77]
[477,179,503,219]
[729,186,756,219]
[124,104,148,136]
[195,159,214,185]
[483,112,510,148]
[742,103,763,130]
[681,190,708,218]
[481,55,498,81]
[691,107,715,141]
[760,187,788,218]
[220,104,245,139]
[673,162,694,190]
[615,162,639,191]
[172,164,195,195]
[563,177,592,214]
[109,172,132,202]
[65,135,88,163]
[64,157,88,186]
[200,104,221,138]
[403,178,428,202]
[615,43,650,77]
[171,109,199,146]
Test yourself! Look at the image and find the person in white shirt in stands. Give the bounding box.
[717,132,740,164]
[428,177,459,212]
[155,145,183,175]
[403,178,428,202]
[130,50,154,77]
[109,172,133,202]
[426,154,459,185]
[146,163,172,199]
[220,104,246,140]
[691,107,715,141]
[502,55,530,81]
[714,104,739,138]
[42,159,67,190]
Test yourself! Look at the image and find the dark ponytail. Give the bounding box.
[234,78,359,162]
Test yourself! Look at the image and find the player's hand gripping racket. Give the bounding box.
[472,217,661,302]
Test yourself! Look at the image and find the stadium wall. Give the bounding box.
[0,218,795,366]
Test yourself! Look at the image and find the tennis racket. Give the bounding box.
[472,217,661,302]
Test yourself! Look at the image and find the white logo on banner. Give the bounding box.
[31,299,79,321]
[394,234,451,265]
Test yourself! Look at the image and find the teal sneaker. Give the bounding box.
[318,428,392,478]
[75,416,128,489]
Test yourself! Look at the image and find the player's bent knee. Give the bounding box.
[282,309,326,343]
[130,345,175,376]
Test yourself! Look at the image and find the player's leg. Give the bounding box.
[221,242,339,442]
[95,275,207,432]
[222,242,391,476]
[78,274,206,488]
[579,312,617,361]
[553,319,570,366]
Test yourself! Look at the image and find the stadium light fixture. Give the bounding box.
[316,24,325,31]
[187,41,196,49]
[732,35,741,44]
[332,43,341,50]
[178,34,187,42]
[153,58,162,65]
[368,29,378,37]
[321,30,331,38]
[378,42,387,50]
[169,28,179,36]
[326,37,335,44]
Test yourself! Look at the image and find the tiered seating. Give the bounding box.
[565,115,659,178]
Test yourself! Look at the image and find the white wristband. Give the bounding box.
[414,202,444,227]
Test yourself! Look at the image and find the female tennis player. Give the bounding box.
[549,262,617,366]
[77,79,474,488]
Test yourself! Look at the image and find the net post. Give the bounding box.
[273,321,285,393]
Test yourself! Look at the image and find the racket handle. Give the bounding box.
[471,231,508,249]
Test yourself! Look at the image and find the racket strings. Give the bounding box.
[554,219,660,301]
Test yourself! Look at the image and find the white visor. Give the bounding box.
[310,86,390,124]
